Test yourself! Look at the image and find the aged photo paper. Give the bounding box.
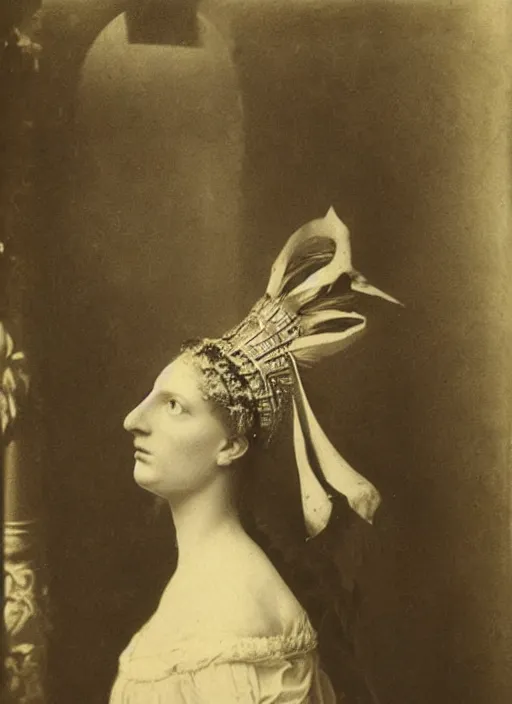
[2,2,511,703]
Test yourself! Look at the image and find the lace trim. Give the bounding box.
[117,613,318,681]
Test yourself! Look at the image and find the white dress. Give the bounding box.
[109,610,338,703]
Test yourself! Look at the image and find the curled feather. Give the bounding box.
[291,312,366,366]
[299,310,366,337]
[267,207,352,311]
[267,207,402,323]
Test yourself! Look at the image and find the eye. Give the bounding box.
[167,398,184,416]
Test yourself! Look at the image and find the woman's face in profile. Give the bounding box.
[123,355,230,498]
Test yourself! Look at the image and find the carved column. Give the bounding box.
[1,3,48,703]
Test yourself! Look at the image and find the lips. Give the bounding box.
[134,445,151,456]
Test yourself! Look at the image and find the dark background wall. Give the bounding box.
[33,1,511,703]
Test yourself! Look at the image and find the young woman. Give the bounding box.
[109,208,400,703]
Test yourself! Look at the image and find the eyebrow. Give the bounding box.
[153,386,190,403]
[152,385,191,404]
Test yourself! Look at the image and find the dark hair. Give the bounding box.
[237,422,380,704]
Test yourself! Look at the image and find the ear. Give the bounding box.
[217,435,249,466]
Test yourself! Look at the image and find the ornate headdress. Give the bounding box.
[185,208,401,538]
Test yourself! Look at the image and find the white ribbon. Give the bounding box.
[289,355,381,537]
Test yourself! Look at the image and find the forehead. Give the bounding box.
[154,355,205,404]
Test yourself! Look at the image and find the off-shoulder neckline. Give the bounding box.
[118,610,318,680]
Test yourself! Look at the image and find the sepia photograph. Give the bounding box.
[1,1,511,703]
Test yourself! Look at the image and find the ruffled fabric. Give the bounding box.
[109,613,338,703]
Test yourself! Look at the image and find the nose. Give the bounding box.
[123,396,151,434]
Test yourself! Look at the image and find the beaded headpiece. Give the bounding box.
[185,208,401,537]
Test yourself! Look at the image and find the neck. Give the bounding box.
[167,474,243,571]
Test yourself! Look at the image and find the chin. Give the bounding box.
[133,462,160,492]
[132,463,183,499]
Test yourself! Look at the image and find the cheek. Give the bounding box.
[157,423,222,486]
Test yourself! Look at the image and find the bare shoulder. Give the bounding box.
[205,534,306,638]
[156,535,306,641]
